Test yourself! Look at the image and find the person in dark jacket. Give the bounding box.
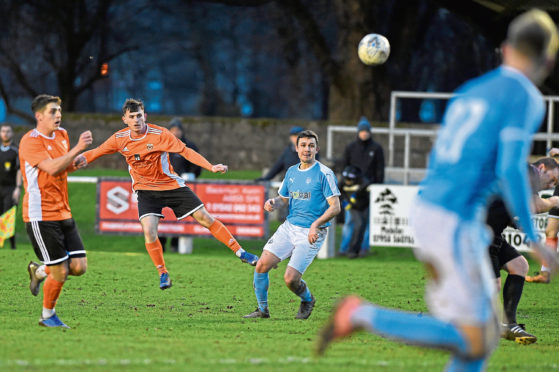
[160,118,202,252]
[340,165,369,258]
[168,118,202,179]
[339,117,385,257]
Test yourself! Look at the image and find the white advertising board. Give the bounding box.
[369,185,549,251]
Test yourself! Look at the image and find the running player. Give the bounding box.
[317,10,559,371]
[243,130,341,319]
[487,157,559,344]
[74,98,258,290]
[23,94,93,328]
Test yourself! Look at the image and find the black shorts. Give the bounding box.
[488,235,521,278]
[137,187,203,221]
[549,185,559,217]
[26,219,86,266]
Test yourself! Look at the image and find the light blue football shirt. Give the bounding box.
[419,66,545,241]
[278,161,340,228]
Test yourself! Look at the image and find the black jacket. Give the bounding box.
[343,138,385,185]
[169,137,202,178]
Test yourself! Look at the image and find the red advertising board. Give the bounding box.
[97,178,268,238]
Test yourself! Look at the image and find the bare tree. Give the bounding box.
[0,0,147,121]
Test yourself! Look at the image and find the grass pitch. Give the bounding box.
[1,173,559,371]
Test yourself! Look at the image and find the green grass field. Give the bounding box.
[1,170,559,371]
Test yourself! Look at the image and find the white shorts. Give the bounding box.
[411,198,498,326]
[264,220,327,274]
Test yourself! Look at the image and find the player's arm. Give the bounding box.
[162,130,224,173]
[264,195,289,212]
[308,196,341,244]
[12,169,22,202]
[73,134,119,168]
[532,195,559,214]
[37,131,92,176]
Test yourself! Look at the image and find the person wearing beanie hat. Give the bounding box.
[255,125,318,182]
[338,116,384,258]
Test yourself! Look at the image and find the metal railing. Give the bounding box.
[327,91,559,185]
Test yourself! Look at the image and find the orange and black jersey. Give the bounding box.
[83,124,213,191]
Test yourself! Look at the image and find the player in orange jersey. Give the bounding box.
[74,98,258,289]
[21,94,93,328]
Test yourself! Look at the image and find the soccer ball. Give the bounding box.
[358,33,390,65]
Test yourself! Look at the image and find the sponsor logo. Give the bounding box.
[290,191,311,200]
[134,154,141,161]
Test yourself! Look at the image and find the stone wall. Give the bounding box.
[11,114,437,176]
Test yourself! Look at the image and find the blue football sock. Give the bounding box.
[253,272,269,311]
[296,279,313,302]
[352,304,470,355]
[445,356,487,372]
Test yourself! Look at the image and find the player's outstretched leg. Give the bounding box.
[208,219,258,266]
[317,295,491,364]
[145,240,172,290]
[28,261,47,296]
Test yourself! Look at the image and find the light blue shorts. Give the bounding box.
[264,220,327,274]
[411,198,498,326]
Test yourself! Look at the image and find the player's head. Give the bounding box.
[503,9,559,84]
[0,124,13,144]
[296,130,319,164]
[31,94,62,131]
[169,117,184,138]
[122,98,147,134]
[532,157,559,189]
[357,116,371,141]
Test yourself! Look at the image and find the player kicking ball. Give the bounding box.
[243,130,340,319]
[73,98,258,290]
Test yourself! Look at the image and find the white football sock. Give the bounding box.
[36,265,47,279]
[42,307,55,319]
[235,248,246,258]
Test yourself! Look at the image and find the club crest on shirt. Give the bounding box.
[134,154,141,161]
[289,178,294,183]
[4,161,11,171]
[147,144,153,151]
[306,177,311,184]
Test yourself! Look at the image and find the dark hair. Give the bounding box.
[122,98,145,115]
[296,130,319,147]
[533,157,559,170]
[31,94,61,113]
[507,9,559,61]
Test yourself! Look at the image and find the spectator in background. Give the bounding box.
[0,124,22,249]
[160,118,202,252]
[340,166,369,259]
[339,117,385,257]
[255,126,309,182]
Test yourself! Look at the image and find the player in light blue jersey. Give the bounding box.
[244,130,341,319]
[317,9,559,371]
